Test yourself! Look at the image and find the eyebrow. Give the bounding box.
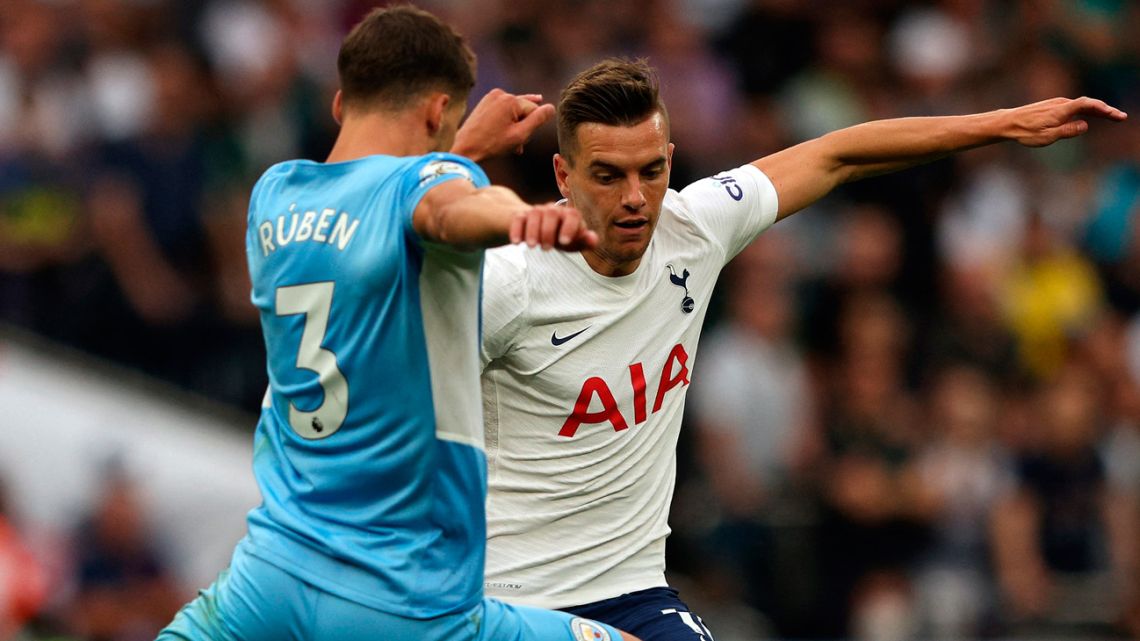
[588,157,667,173]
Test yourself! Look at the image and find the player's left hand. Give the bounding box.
[1006,96,1127,147]
[510,203,598,252]
[452,89,556,161]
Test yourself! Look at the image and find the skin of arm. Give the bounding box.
[412,179,597,251]
[755,97,1128,221]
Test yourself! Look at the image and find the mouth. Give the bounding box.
[613,218,649,230]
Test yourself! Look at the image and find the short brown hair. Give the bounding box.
[557,58,668,160]
[337,5,476,111]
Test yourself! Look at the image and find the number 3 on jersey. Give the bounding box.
[276,282,348,439]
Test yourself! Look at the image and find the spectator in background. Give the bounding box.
[1079,314,1140,638]
[1001,212,1105,379]
[0,475,47,640]
[812,293,936,641]
[689,232,817,636]
[0,0,90,332]
[80,42,269,408]
[66,467,183,641]
[0,2,1137,639]
[923,264,1021,385]
[777,8,880,143]
[991,365,1140,637]
[1084,99,1140,316]
[800,204,906,362]
[912,365,1011,639]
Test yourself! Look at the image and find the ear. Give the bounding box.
[332,90,344,125]
[425,93,451,135]
[553,153,572,199]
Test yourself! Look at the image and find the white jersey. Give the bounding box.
[480,164,779,608]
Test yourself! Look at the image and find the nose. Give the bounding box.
[622,175,646,211]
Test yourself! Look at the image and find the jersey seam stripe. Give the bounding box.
[436,430,486,451]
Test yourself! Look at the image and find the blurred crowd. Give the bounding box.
[2,0,1140,639]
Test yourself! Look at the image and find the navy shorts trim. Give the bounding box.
[563,587,714,641]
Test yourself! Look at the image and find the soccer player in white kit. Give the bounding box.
[479,59,1127,641]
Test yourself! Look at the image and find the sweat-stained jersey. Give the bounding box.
[242,152,492,618]
[480,164,780,608]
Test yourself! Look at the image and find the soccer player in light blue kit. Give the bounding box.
[157,7,637,641]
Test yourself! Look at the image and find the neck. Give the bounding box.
[581,248,640,278]
[326,110,438,163]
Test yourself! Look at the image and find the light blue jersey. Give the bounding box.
[158,150,626,641]
[241,152,491,618]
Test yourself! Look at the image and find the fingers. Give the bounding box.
[539,206,562,250]
[1072,96,1128,121]
[514,103,556,136]
[1059,119,1089,139]
[1017,96,1127,147]
[513,204,596,251]
[520,205,556,249]
[453,89,553,160]
[523,208,543,248]
[515,95,538,118]
[508,210,526,245]
[565,225,599,251]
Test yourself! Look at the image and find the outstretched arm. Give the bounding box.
[754,97,1128,221]
[412,179,598,251]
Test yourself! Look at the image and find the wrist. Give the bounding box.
[982,108,1016,143]
[450,135,486,163]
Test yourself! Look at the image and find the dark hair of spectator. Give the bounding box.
[557,58,669,161]
[336,5,476,112]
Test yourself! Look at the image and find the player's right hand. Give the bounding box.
[510,203,598,251]
[1006,96,1127,147]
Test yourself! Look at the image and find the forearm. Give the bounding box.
[430,186,526,248]
[755,96,1125,220]
[414,180,595,252]
[756,111,1006,218]
[825,110,1006,182]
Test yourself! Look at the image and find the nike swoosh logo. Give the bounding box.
[551,326,590,346]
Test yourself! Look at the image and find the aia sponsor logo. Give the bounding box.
[559,343,691,437]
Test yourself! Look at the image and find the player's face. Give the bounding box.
[555,112,673,277]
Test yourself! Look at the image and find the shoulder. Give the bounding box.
[675,164,777,212]
[484,244,531,307]
[482,245,536,358]
[406,152,490,189]
[656,188,700,231]
[485,244,529,284]
[652,188,721,253]
[248,160,306,221]
[251,160,302,195]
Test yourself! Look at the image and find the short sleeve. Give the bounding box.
[402,152,491,235]
[481,245,529,369]
[676,164,779,262]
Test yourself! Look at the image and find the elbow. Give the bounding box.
[424,202,456,245]
[835,162,861,186]
[436,208,466,246]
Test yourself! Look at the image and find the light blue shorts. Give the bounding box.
[157,549,622,641]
